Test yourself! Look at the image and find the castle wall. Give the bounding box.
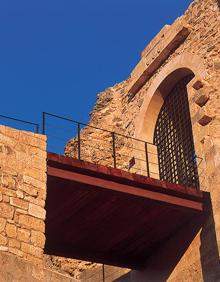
[65,0,220,280]
[0,0,219,281]
[0,125,78,281]
[0,252,76,282]
[0,125,47,264]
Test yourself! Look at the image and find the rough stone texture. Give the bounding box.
[79,264,130,282]
[0,251,77,282]
[65,0,220,281]
[0,125,47,264]
[0,126,81,281]
[44,255,102,281]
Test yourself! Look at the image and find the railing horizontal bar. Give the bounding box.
[43,112,154,145]
[43,112,112,133]
[47,134,72,142]
[0,114,39,127]
[115,132,154,145]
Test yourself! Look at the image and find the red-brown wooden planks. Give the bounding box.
[45,152,208,269]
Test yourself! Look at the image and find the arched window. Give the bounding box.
[154,75,199,188]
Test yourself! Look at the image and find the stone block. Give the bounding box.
[37,188,46,200]
[23,175,45,190]
[31,230,45,248]
[10,197,28,210]
[16,190,24,199]
[31,156,47,171]
[0,234,7,245]
[18,214,45,232]
[16,208,28,215]
[0,218,6,233]
[19,184,38,197]
[28,146,47,159]
[28,203,46,220]
[0,133,16,148]
[0,187,16,197]
[21,242,43,258]
[5,126,20,141]
[0,245,8,251]
[2,195,10,203]
[24,196,45,208]
[0,203,14,219]
[18,132,43,149]
[14,142,27,153]
[194,89,209,107]
[5,223,17,238]
[24,167,46,183]
[9,239,20,249]
[2,175,16,190]
[17,228,30,243]
[23,134,46,151]
[9,247,23,257]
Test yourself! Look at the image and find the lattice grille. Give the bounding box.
[154,75,199,188]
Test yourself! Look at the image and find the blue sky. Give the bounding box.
[0,0,192,136]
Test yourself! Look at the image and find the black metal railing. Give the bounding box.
[0,111,204,188]
[42,112,158,177]
[0,114,39,133]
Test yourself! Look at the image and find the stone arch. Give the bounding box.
[135,52,207,143]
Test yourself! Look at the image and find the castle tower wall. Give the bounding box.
[65,0,220,280]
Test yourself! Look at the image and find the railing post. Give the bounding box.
[102,264,105,282]
[36,124,39,134]
[77,122,81,160]
[145,142,150,177]
[42,112,45,135]
[112,132,116,168]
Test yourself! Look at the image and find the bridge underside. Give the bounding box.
[45,152,207,269]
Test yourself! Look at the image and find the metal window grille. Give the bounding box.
[154,75,199,189]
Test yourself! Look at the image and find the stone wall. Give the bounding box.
[0,252,77,282]
[0,125,47,264]
[0,125,79,281]
[65,0,220,281]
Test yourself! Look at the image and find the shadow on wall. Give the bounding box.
[113,272,132,282]
[200,198,220,282]
[113,194,220,282]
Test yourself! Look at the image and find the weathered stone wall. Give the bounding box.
[0,125,79,281]
[65,0,220,281]
[0,125,47,264]
[0,252,77,282]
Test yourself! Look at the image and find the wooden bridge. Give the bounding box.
[45,152,208,269]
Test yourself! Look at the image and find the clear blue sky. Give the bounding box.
[0,0,192,132]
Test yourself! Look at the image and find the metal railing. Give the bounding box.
[0,111,205,188]
[0,114,39,133]
[42,112,158,177]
